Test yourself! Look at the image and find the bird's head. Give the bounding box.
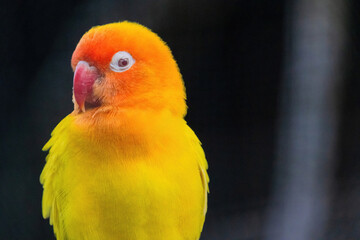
[71,22,186,117]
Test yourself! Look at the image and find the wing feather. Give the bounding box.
[40,115,73,240]
[185,125,209,233]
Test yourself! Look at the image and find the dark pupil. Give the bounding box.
[118,58,129,67]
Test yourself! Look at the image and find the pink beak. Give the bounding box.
[73,61,100,112]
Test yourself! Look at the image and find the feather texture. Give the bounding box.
[41,21,209,240]
[41,110,208,240]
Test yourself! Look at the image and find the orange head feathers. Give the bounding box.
[71,22,187,117]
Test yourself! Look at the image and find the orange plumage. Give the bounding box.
[41,22,209,240]
[71,23,186,117]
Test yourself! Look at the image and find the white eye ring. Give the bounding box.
[110,51,135,72]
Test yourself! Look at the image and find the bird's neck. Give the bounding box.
[68,108,186,158]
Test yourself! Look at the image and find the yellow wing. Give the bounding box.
[185,125,209,235]
[40,115,73,240]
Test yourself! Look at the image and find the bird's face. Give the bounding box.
[71,22,186,117]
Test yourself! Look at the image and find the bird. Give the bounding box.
[40,21,209,240]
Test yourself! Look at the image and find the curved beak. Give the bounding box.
[73,61,100,112]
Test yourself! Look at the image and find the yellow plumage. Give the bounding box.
[40,21,208,240]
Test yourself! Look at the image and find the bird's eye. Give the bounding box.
[110,51,135,72]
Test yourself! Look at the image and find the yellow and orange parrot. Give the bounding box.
[40,22,209,240]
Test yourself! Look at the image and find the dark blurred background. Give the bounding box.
[1,0,359,239]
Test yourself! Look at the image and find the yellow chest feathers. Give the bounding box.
[41,110,208,240]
